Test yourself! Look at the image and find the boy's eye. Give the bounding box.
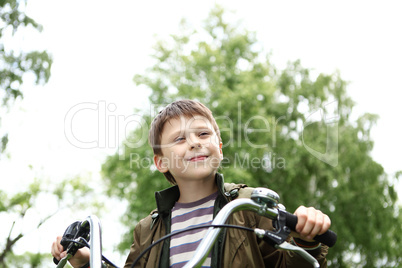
[175,137,185,142]
[200,131,210,136]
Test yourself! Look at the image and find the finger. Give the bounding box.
[51,241,61,260]
[294,206,308,233]
[51,236,64,260]
[60,250,67,259]
[295,206,315,235]
[56,236,64,252]
[308,211,324,239]
[299,207,317,239]
[318,214,331,235]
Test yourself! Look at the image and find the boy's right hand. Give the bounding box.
[51,236,90,268]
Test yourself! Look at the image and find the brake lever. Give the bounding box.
[55,254,71,268]
[277,241,320,268]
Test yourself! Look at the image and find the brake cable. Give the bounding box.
[130,224,254,268]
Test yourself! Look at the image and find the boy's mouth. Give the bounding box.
[188,155,208,162]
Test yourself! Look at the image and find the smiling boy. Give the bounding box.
[52,99,331,268]
[153,114,223,204]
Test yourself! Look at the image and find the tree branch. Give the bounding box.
[0,221,24,264]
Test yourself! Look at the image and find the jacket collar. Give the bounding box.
[154,173,226,215]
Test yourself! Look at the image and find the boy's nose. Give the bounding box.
[188,135,202,149]
[191,142,202,149]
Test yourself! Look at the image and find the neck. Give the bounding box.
[176,177,218,203]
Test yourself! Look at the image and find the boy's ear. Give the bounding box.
[154,155,169,173]
[219,142,223,160]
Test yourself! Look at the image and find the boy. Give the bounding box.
[52,99,331,267]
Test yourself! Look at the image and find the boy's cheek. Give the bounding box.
[209,156,222,169]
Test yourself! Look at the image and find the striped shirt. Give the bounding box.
[169,192,218,268]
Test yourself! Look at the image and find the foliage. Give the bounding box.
[0,0,52,153]
[0,175,103,267]
[0,1,66,267]
[102,6,402,267]
[2,250,51,268]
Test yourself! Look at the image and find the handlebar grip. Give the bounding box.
[284,211,337,247]
[53,257,59,265]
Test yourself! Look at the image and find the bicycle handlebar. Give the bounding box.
[56,188,337,268]
[251,187,337,246]
[183,188,337,268]
[284,211,337,247]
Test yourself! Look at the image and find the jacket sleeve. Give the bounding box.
[123,219,145,268]
[124,213,165,268]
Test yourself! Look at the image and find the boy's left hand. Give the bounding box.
[292,206,331,242]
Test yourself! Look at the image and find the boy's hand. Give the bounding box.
[292,206,331,242]
[51,236,90,268]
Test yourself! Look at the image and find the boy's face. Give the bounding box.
[154,115,223,184]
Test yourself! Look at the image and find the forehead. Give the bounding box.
[161,115,213,136]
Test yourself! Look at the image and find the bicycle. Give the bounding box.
[53,187,337,268]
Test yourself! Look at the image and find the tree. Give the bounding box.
[102,6,402,267]
[0,1,89,267]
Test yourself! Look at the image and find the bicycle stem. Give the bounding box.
[55,215,103,268]
[85,215,103,268]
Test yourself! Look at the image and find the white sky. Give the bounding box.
[1,0,401,266]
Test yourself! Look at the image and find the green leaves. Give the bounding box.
[0,47,53,106]
[0,0,41,34]
[1,0,53,156]
[0,1,54,266]
[0,179,40,216]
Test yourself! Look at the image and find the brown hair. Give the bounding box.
[149,99,221,184]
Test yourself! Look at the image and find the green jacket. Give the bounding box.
[124,173,328,268]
